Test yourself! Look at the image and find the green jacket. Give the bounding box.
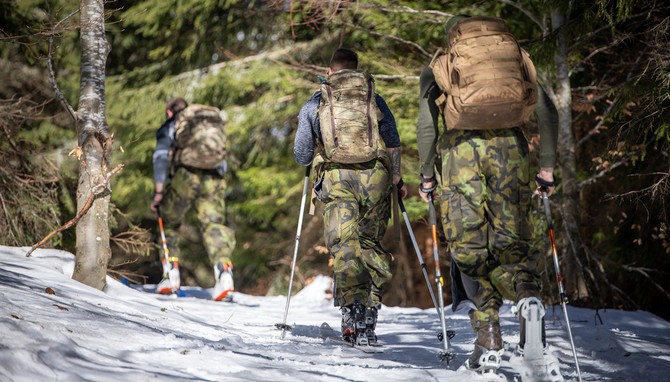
[416,66,559,178]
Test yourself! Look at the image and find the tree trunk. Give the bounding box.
[72,0,112,290]
[551,8,589,300]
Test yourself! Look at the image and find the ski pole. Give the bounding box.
[540,188,582,382]
[397,191,439,314]
[428,194,455,364]
[277,166,311,339]
[156,206,178,293]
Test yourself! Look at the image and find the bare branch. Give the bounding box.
[26,164,124,256]
[577,51,646,147]
[374,74,420,81]
[45,0,78,123]
[0,193,18,243]
[622,264,670,302]
[343,22,432,58]
[361,3,452,19]
[495,0,545,32]
[604,170,670,201]
[573,37,628,72]
[578,140,652,190]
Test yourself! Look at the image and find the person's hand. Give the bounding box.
[394,177,408,199]
[150,192,163,212]
[419,174,437,203]
[534,168,555,197]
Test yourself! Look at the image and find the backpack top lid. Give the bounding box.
[446,15,510,48]
[430,15,538,130]
[324,69,374,88]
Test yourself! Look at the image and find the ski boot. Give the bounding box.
[213,260,234,302]
[465,319,503,375]
[364,306,379,345]
[341,302,367,345]
[156,256,180,294]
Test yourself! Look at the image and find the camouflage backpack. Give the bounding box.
[173,104,226,169]
[430,16,538,130]
[318,70,382,164]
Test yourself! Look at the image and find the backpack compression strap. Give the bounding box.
[324,84,338,148]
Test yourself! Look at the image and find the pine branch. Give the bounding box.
[26,164,124,257]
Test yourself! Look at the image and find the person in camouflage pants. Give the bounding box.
[160,167,236,278]
[294,49,408,345]
[320,160,393,309]
[151,97,236,302]
[437,129,538,322]
[416,15,559,371]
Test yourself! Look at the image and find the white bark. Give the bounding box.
[72,0,112,290]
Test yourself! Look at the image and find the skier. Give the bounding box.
[416,15,559,373]
[294,48,408,346]
[150,97,236,302]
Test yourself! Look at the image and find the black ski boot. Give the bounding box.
[364,306,378,345]
[341,302,367,345]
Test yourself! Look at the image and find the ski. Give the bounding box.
[319,322,384,353]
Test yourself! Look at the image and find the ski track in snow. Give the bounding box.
[1,245,669,381]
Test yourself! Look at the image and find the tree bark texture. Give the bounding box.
[72,0,112,290]
[551,8,589,300]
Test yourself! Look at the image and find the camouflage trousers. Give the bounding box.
[161,166,236,268]
[319,159,393,308]
[439,128,540,325]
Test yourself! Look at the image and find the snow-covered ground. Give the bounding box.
[1,245,669,381]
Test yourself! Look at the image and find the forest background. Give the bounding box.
[1,0,669,320]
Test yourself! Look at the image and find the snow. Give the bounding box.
[1,245,669,381]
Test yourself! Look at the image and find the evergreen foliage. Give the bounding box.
[1,0,668,318]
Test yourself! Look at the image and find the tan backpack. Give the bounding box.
[173,104,227,169]
[430,16,538,130]
[318,70,382,164]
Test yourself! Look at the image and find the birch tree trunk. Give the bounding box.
[551,8,589,300]
[72,0,113,290]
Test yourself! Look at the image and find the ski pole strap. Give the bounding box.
[535,174,556,189]
[420,173,437,194]
[395,177,405,201]
[396,177,404,192]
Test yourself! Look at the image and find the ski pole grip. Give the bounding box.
[304,165,311,177]
[428,196,437,226]
[396,178,406,210]
[397,193,406,213]
[541,191,554,229]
